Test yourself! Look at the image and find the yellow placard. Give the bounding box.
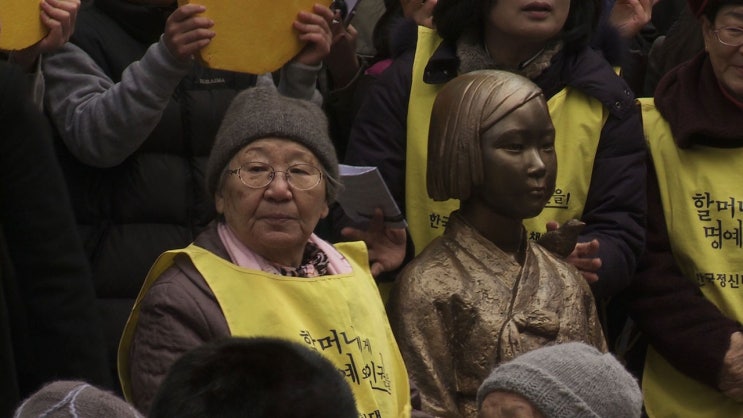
[179,0,332,74]
[0,0,47,51]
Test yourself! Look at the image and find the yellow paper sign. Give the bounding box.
[179,0,332,74]
[0,0,47,51]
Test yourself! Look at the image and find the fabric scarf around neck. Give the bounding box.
[217,222,352,277]
[654,51,743,147]
[456,29,563,80]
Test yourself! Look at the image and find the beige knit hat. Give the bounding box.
[13,381,143,418]
[206,86,339,202]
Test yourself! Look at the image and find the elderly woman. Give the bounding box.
[476,342,642,418]
[387,70,607,418]
[118,86,412,417]
[629,0,743,416]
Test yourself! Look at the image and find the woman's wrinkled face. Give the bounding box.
[475,96,556,220]
[703,5,743,100]
[478,391,546,418]
[486,0,570,45]
[215,138,329,264]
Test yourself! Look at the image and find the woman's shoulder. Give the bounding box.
[560,47,637,119]
[372,47,417,94]
[141,253,218,312]
[136,254,229,338]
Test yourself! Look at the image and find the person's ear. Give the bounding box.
[215,192,225,215]
[701,15,714,51]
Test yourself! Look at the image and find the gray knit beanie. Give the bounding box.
[476,342,643,418]
[13,381,143,418]
[206,86,339,202]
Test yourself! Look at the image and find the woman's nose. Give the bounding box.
[264,172,293,199]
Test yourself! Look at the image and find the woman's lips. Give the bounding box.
[522,1,553,18]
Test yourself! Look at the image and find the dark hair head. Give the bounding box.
[699,0,743,21]
[148,337,358,418]
[371,2,404,60]
[433,0,603,53]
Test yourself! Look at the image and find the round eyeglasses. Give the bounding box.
[226,162,323,190]
[714,26,743,47]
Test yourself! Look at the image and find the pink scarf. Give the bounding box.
[217,223,352,276]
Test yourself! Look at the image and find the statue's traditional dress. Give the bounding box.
[388,212,607,418]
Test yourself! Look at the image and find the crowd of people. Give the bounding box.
[1,0,742,417]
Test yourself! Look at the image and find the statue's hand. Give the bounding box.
[537,219,585,257]
[537,220,601,284]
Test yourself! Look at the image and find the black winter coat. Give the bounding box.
[0,61,111,416]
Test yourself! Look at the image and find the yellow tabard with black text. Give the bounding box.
[119,241,412,418]
[406,27,605,254]
[641,98,743,418]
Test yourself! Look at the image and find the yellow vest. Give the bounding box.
[406,27,605,254]
[641,97,743,418]
[119,241,412,418]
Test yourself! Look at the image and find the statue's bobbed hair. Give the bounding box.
[427,70,545,201]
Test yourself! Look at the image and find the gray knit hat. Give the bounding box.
[13,381,143,418]
[476,342,643,418]
[206,86,339,202]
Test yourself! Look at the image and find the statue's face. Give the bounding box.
[475,97,556,220]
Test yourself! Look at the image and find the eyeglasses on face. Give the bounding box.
[225,161,323,190]
[714,26,743,47]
